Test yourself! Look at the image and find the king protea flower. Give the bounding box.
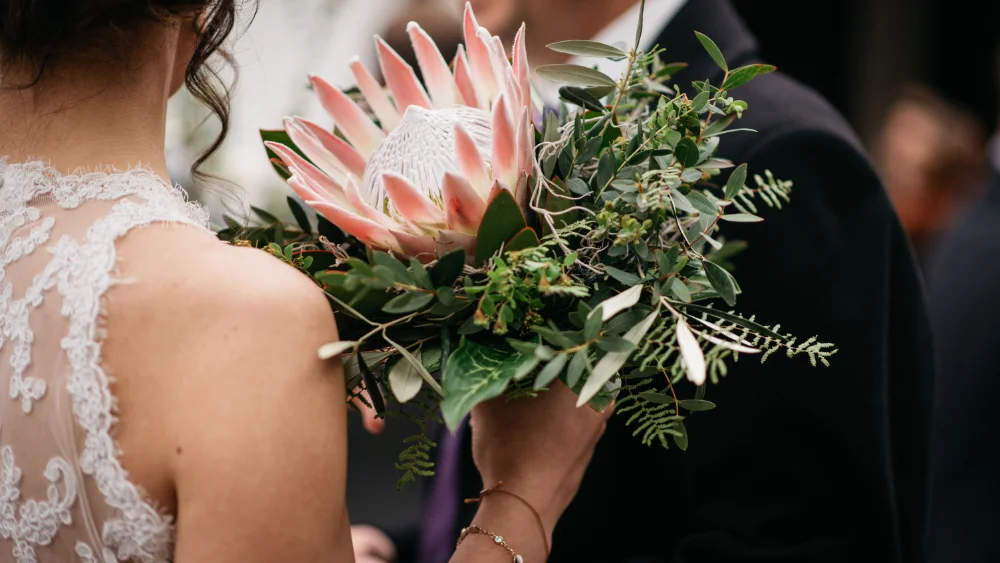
[266,3,535,262]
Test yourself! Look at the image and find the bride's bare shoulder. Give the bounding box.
[103,223,353,560]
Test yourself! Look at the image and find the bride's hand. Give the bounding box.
[469,382,612,542]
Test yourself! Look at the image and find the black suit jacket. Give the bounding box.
[442,1,935,561]
[925,165,1000,563]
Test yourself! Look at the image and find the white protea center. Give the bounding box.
[267,2,535,262]
[362,105,493,216]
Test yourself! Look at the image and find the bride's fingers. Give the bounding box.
[350,390,385,435]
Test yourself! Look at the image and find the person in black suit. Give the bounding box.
[925,47,1000,563]
[355,1,935,561]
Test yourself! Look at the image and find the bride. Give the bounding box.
[0,1,609,562]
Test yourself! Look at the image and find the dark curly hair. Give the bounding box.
[0,0,257,178]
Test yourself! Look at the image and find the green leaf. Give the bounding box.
[476,189,527,264]
[596,335,637,353]
[430,248,466,287]
[722,64,776,90]
[676,302,785,340]
[287,197,312,234]
[260,129,309,180]
[678,399,717,412]
[410,259,434,290]
[384,334,445,398]
[382,291,435,314]
[657,61,689,78]
[692,91,710,112]
[566,177,591,195]
[703,260,738,306]
[566,351,588,387]
[441,338,536,430]
[725,163,748,200]
[674,138,701,167]
[584,307,604,341]
[638,391,675,404]
[251,206,280,224]
[559,86,608,112]
[635,0,646,46]
[720,213,763,223]
[593,152,615,192]
[536,64,617,88]
[686,191,719,216]
[676,317,707,386]
[604,265,641,286]
[694,31,727,72]
[505,227,540,253]
[595,284,643,321]
[534,353,569,390]
[317,341,359,360]
[673,420,689,450]
[547,39,628,60]
[388,351,424,403]
[577,309,659,406]
[374,251,414,285]
[668,277,692,303]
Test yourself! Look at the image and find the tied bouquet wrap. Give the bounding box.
[220,1,837,485]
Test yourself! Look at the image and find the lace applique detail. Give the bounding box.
[0,446,77,563]
[76,541,117,563]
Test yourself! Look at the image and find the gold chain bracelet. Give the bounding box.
[455,524,524,563]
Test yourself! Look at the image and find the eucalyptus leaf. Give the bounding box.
[678,399,717,411]
[385,334,445,397]
[287,197,312,234]
[722,64,776,90]
[720,213,763,223]
[567,351,588,387]
[673,420,689,450]
[596,335,637,353]
[536,64,617,88]
[388,352,424,403]
[604,265,642,286]
[430,248,466,287]
[725,163,748,200]
[694,32,727,72]
[675,317,707,385]
[559,86,608,112]
[584,307,604,341]
[686,191,720,216]
[318,341,359,360]
[703,260,738,306]
[547,40,628,60]
[674,138,701,167]
[668,277,692,303]
[577,310,659,406]
[639,392,675,405]
[534,353,569,390]
[566,177,591,195]
[382,291,435,314]
[596,284,643,321]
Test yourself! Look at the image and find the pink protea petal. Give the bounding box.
[375,36,433,112]
[293,117,368,178]
[464,5,498,105]
[454,123,492,197]
[502,66,521,122]
[452,45,481,108]
[391,229,437,263]
[512,24,531,115]
[288,175,327,205]
[435,229,477,260]
[349,57,401,132]
[491,95,518,190]
[407,22,459,108]
[266,141,348,205]
[343,176,398,230]
[309,75,386,157]
[478,29,509,101]
[382,172,447,231]
[441,172,487,234]
[516,109,534,178]
[282,118,349,183]
[308,198,401,252]
[486,179,511,205]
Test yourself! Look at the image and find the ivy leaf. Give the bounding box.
[678,399,717,411]
[719,213,763,223]
[725,163,748,200]
[441,338,536,430]
[559,86,607,112]
[675,317,707,385]
[547,39,628,60]
[694,31,728,72]
[722,64,776,90]
[536,64,617,88]
[577,309,659,406]
[703,260,738,306]
[534,353,570,390]
[286,197,312,234]
[604,265,642,286]
[382,291,435,314]
[674,138,701,167]
[318,341,359,360]
[476,189,527,264]
[389,351,424,403]
[430,248,466,287]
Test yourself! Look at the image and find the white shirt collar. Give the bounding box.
[537,0,689,107]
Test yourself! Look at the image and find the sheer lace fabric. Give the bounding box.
[0,160,211,562]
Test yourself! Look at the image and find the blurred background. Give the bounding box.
[164,0,1000,534]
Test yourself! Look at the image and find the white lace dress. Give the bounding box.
[0,160,211,563]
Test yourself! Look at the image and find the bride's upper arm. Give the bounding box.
[105,228,354,562]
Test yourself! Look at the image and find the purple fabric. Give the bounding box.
[418,418,467,563]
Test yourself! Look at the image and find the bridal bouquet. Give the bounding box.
[220,2,836,485]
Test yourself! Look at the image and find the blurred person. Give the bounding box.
[381,0,464,81]
[353,1,934,562]
[926,43,1000,563]
[875,86,987,265]
[0,1,611,561]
